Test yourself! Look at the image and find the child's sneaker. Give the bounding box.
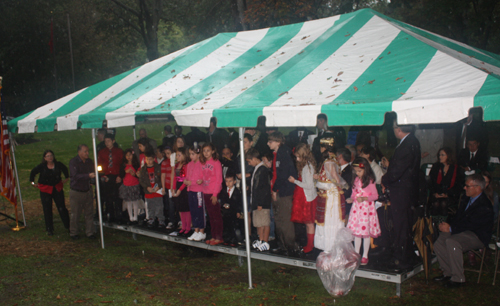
[159,221,166,228]
[166,222,174,229]
[257,241,270,252]
[252,240,262,249]
[187,232,199,241]
[177,221,182,229]
[196,232,206,241]
[169,231,178,236]
[147,219,155,228]
[361,257,369,265]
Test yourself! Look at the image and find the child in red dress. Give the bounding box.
[289,143,317,253]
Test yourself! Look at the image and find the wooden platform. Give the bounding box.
[98,221,434,297]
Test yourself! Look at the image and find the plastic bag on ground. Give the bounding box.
[316,228,360,296]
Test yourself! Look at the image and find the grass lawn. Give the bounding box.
[2,122,500,305]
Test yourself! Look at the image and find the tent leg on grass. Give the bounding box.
[239,127,253,289]
[10,132,26,226]
[92,128,105,249]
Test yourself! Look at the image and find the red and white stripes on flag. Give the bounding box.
[0,79,17,207]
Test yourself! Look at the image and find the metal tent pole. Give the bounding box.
[238,127,253,289]
[133,126,136,140]
[9,133,26,226]
[92,129,105,249]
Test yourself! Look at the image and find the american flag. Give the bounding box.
[0,77,17,207]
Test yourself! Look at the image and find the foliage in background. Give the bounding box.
[0,0,499,120]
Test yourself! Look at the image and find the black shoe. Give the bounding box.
[433,275,451,282]
[444,281,465,288]
[70,235,80,240]
[87,234,97,239]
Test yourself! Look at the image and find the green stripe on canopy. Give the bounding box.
[35,68,139,132]
[142,23,303,115]
[325,31,437,126]
[79,33,236,129]
[215,10,372,127]
[475,75,500,121]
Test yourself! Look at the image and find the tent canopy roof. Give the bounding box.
[9,8,500,134]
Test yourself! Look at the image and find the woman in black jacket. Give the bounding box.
[30,150,70,235]
[428,147,464,218]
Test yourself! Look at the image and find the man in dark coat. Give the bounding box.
[312,114,347,164]
[267,132,299,255]
[433,174,493,288]
[206,117,229,156]
[457,138,488,174]
[381,121,421,271]
[185,127,206,147]
[286,127,314,152]
[336,148,353,215]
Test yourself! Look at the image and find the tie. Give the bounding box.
[228,188,231,198]
[109,150,113,168]
[465,198,473,211]
[470,152,475,163]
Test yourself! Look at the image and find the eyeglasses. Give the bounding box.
[465,185,479,188]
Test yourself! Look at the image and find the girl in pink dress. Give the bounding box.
[346,157,381,265]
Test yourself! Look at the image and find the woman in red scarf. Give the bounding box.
[428,147,465,219]
[30,150,70,236]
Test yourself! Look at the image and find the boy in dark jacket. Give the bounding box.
[267,132,299,254]
[246,148,272,251]
[219,171,242,246]
[139,152,165,228]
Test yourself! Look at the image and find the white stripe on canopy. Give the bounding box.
[172,15,341,127]
[18,88,86,133]
[57,47,190,131]
[392,51,488,124]
[106,29,270,128]
[263,15,400,126]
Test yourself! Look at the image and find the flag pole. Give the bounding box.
[0,77,25,231]
[10,132,26,230]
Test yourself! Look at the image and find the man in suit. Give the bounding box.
[381,121,421,271]
[287,127,314,152]
[185,127,206,147]
[433,174,493,288]
[457,138,488,174]
[206,117,229,156]
[312,114,329,164]
[337,148,353,217]
[162,125,175,148]
[312,114,347,164]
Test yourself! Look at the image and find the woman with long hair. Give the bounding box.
[428,147,464,219]
[30,150,70,236]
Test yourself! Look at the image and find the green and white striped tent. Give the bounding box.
[8,8,500,133]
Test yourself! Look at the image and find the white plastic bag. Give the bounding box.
[316,228,360,296]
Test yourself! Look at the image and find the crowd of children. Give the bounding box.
[96,125,382,264]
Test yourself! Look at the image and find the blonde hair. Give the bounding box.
[295,143,316,174]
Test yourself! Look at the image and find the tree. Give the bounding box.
[388,0,500,53]
[109,0,191,61]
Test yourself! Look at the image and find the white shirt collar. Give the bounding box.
[227,186,234,197]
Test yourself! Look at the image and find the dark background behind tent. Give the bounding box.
[1,0,499,118]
